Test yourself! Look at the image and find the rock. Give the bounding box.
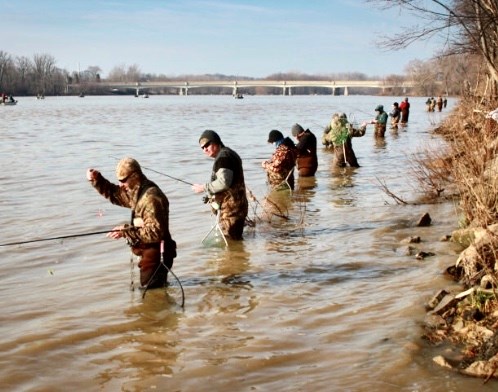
[458,324,494,345]
[431,294,458,315]
[416,251,436,260]
[433,355,454,369]
[426,289,449,310]
[445,264,464,281]
[454,287,475,299]
[417,213,432,227]
[452,318,465,332]
[451,227,478,248]
[402,236,421,244]
[455,226,498,286]
[462,308,485,322]
[481,274,496,289]
[404,245,417,256]
[424,313,447,329]
[461,353,498,378]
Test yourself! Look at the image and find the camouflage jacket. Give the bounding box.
[91,174,173,246]
[263,138,297,186]
[322,121,366,147]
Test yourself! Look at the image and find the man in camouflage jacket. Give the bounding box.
[322,113,366,167]
[86,157,176,289]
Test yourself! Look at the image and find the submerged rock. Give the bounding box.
[417,212,432,227]
[415,251,435,260]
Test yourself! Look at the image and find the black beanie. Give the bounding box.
[268,130,283,143]
[199,130,222,146]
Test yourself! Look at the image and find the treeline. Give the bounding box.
[0,50,475,97]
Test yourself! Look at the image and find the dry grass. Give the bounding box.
[415,97,498,228]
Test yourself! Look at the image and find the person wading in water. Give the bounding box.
[322,112,366,167]
[192,130,248,241]
[86,157,176,289]
[262,130,297,190]
[291,123,318,177]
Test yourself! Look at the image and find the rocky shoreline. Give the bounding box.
[412,105,498,382]
[421,222,498,382]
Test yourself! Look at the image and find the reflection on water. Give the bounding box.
[328,166,359,207]
[374,136,388,149]
[0,96,487,391]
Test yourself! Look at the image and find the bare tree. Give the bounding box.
[82,65,102,82]
[16,56,33,95]
[0,51,13,92]
[126,64,142,82]
[32,53,56,95]
[107,64,128,82]
[368,0,498,96]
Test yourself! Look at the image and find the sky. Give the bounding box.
[1,0,442,79]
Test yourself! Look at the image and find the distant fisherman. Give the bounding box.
[389,102,401,129]
[364,105,388,137]
[262,130,297,190]
[192,130,248,240]
[291,123,318,177]
[86,157,177,289]
[399,97,410,124]
[322,113,366,167]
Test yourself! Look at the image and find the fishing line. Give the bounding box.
[141,241,185,308]
[109,155,193,186]
[0,228,131,247]
[140,165,193,186]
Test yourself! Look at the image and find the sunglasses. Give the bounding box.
[201,141,212,150]
[119,174,131,183]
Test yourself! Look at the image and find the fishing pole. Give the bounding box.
[109,155,193,186]
[0,228,130,247]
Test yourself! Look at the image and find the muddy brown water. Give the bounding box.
[0,95,491,391]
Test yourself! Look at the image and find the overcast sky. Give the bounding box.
[1,0,441,78]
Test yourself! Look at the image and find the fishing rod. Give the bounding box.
[0,228,131,247]
[109,155,193,186]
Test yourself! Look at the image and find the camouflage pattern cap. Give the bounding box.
[116,157,142,181]
[199,130,222,147]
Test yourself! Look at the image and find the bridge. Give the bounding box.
[69,79,415,96]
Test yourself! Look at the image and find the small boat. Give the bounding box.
[79,92,85,98]
[1,100,17,106]
[141,93,149,98]
[234,93,244,99]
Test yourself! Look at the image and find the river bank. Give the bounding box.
[420,98,498,382]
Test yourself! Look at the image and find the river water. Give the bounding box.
[0,95,490,391]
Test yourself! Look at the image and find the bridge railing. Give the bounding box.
[67,79,418,96]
